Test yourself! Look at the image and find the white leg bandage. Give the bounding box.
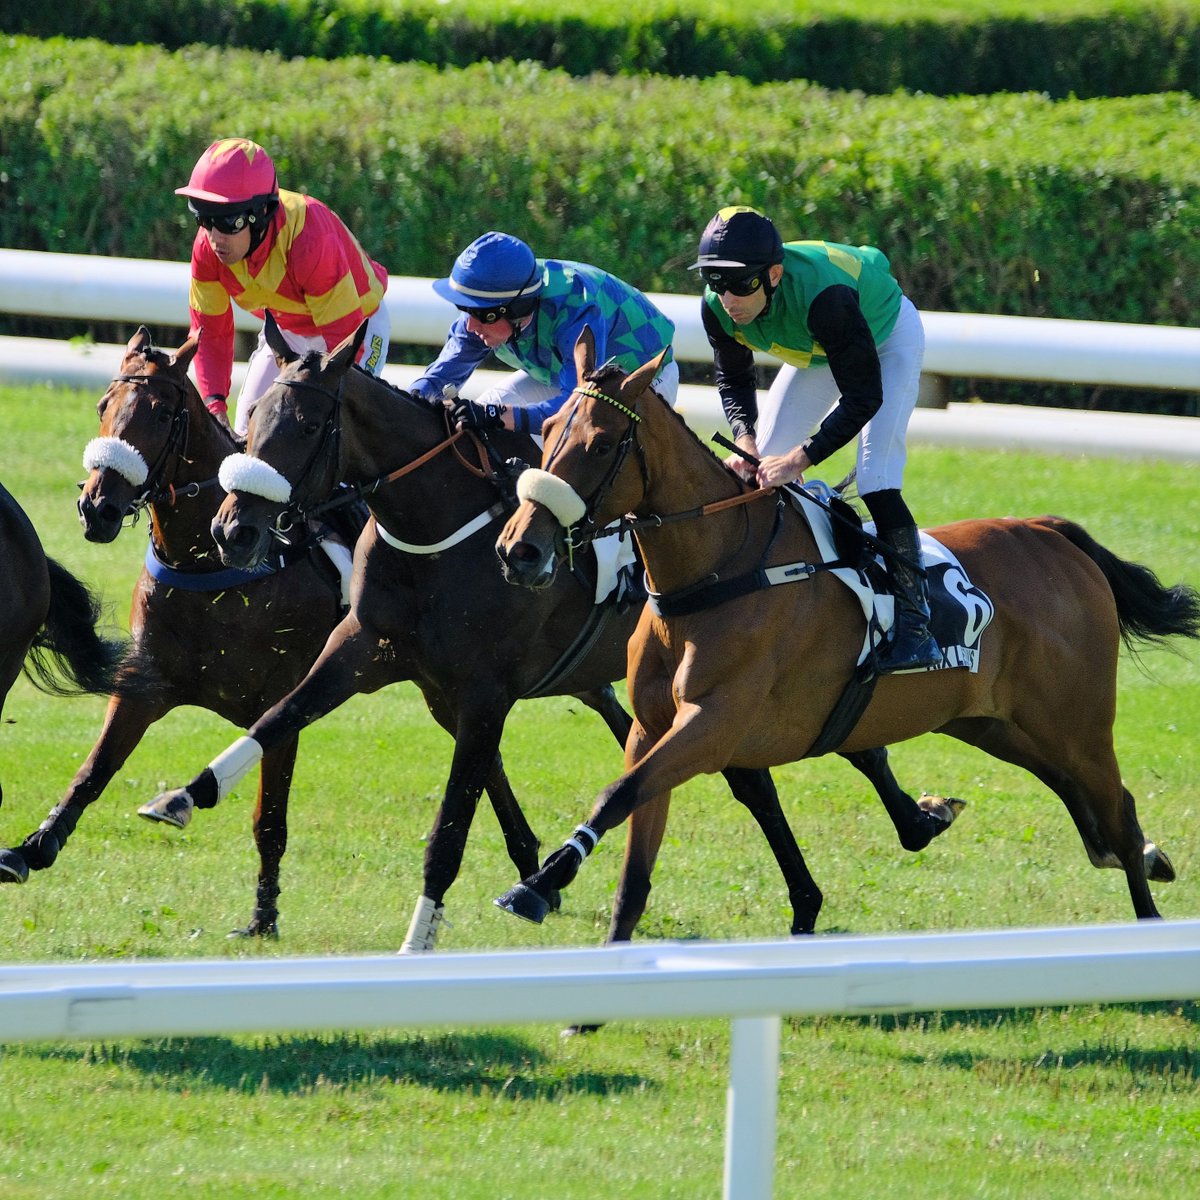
[565,823,600,861]
[398,895,447,955]
[208,735,265,803]
[517,468,586,528]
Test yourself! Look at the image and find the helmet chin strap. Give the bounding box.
[246,198,279,254]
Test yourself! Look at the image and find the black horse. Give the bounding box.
[0,480,122,809]
[140,320,960,951]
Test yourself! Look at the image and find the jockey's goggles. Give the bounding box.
[459,296,538,325]
[191,206,255,235]
[700,267,767,297]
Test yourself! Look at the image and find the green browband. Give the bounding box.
[574,384,641,422]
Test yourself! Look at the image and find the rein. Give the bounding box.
[260,368,511,556]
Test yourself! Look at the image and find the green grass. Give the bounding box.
[0,380,1198,1198]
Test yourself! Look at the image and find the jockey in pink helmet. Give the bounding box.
[177,138,391,436]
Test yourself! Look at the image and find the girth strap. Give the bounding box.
[647,556,862,619]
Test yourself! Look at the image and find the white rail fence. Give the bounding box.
[2,921,1198,1200]
[2,248,1199,461]
[2,247,1200,1196]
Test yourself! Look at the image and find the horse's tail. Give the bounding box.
[1039,516,1200,653]
[23,559,126,697]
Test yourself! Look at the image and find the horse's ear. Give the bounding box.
[128,325,154,357]
[620,347,668,406]
[323,319,368,373]
[170,330,200,373]
[573,326,596,382]
[264,311,299,364]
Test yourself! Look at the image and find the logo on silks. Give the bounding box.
[922,535,995,672]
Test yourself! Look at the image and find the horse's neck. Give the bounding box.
[341,381,498,538]
[635,400,775,595]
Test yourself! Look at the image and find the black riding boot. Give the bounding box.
[877,524,941,672]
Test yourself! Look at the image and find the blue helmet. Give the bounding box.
[432,231,543,319]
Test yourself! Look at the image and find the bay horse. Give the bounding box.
[493,328,1198,930]
[0,481,123,808]
[138,320,960,951]
[0,327,374,935]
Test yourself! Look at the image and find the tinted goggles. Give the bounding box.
[700,267,766,297]
[460,306,510,325]
[191,207,254,235]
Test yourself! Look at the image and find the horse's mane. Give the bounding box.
[347,361,441,416]
[585,362,751,491]
[132,338,236,443]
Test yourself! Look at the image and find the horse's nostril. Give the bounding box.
[510,541,541,565]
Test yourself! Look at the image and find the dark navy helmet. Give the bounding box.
[432,231,543,320]
[688,206,784,272]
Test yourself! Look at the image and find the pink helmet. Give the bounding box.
[175,138,278,205]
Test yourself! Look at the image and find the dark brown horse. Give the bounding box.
[0,482,123,808]
[138,321,959,951]
[0,327,357,935]
[493,329,1198,930]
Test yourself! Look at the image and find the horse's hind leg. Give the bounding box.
[722,766,823,934]
[230,736,299,939]
[575,683,635,747]
[839,747,965,852]
[947,716,1161,919]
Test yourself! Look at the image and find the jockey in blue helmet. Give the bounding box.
[413,231,678,438]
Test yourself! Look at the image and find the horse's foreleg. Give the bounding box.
[0,694,162,884]
[229,736,299,939]
[402,697,510,953]
[839,747,965,852]
[138,615,394,828]
[497,707,732,923]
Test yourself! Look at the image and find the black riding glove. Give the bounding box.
[449,398,507,431]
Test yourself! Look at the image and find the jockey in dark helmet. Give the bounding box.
[691,205,940,673]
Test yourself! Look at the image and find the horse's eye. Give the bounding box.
[302,420,321,437]
[589,435,616,457]
[155,407,172,425]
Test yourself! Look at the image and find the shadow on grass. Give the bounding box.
[28,1030,656,1100]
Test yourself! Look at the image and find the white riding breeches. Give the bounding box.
[755,295,925,496]
[233,305,392,436]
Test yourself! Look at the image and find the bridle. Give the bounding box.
[539,380,650,562]
[532,377,772,567]
[96,369,219,519]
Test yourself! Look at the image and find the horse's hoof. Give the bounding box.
[0,848,29,884]
[919,794,966,833]
[561,1023,602,1038]
[494,883,551,924]
[228,920,279,940]
[1145,842,1176,884]
[137,787,194,829]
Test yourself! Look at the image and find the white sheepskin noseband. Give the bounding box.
[218,453,293,502]
[516,468,587,528]
[82,437,149,488]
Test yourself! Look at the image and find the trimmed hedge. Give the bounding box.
[3,37,1197,334]
[2,0,1200,97]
